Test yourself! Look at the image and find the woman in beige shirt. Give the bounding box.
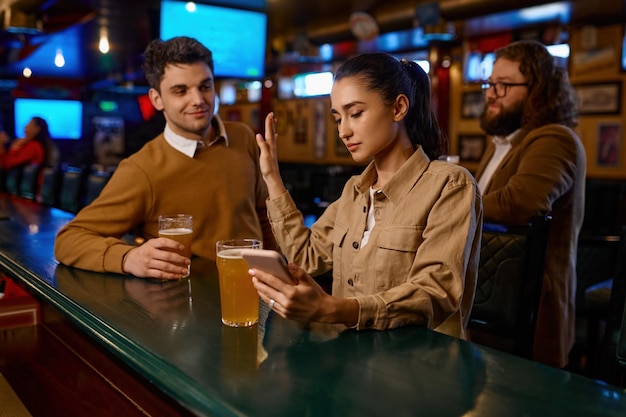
[252,53,483,339]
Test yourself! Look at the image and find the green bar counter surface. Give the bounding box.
[0,194,625,417]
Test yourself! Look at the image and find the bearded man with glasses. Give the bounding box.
[473,40,586,369]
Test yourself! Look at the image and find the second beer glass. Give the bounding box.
[216,238,262,327]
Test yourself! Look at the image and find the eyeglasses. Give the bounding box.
[480,82,529,98]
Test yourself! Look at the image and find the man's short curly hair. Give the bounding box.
[143,36,214,92]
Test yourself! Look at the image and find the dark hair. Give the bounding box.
[30,116,59,166]
[30,116,50,143]
[333,52,446,160]
[494,40,578,129]
[142,36,214,92]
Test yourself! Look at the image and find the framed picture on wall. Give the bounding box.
[574,82,622,115]
[596,122,622,167]
[93,116,124,167]
[461,91,485,119]
[294,102,309,144]
[458,134,487,162]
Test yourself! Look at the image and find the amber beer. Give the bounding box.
[158,214,193,277]
[158,228,193,258]
[216,239,262,327]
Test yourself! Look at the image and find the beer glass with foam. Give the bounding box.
[158,214,193,277]
[216,238,262,327]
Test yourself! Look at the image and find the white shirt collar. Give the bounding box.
[478,129,520,192]
[163,115,229,158]
[492,128,520,146]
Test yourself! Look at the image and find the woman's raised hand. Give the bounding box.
[255,112,288,198]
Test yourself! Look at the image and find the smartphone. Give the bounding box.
[241,249,295,284]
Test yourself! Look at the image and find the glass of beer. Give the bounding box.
[158,214,193,277]
[216,238,262,327]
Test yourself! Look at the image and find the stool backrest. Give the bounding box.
[4,166,22,195]
[594,226,626,385]
[58,166,86,213]
[84,171,112,206]
[19,164,41,200]
[576,234,621,310]
[469,215,551,358]
[39,166,61,206]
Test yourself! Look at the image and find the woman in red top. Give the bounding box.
[0,117,57,169]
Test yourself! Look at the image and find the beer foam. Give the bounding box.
[217,248,247,259]
[159,228,192,235]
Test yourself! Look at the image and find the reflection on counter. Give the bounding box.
[123,277,193,332]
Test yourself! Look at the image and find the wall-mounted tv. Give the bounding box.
[293,72,334,98]
[14,98,83,140]
[463,51,495,84]
[159,0,267,79]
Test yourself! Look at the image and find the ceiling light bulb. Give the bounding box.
[99,26,110,53]
[99,37,110,54]
[54,48,65,67]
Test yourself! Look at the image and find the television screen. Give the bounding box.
[160,0,267,79]
[293,72,334,98]
[14,98,83,140]
[463,51,495,83]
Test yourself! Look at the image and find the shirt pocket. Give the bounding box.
[375,226,423,290]
[331,223,349,282]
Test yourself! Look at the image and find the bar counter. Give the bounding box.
[1,194,625,417]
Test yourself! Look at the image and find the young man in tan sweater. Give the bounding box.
[55,36,275,279]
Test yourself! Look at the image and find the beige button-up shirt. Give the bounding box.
[267,147,482,339]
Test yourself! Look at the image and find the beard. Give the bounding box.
[479,100,523,137]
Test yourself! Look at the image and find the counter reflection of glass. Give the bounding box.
[216,239,262,327]
[221,325,259,381]
[123,277,193,331]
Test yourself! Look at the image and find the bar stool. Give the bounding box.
[468,215,551,359]
[84,170,112,206]
[595,226,626,386]
[19,164,41,200]
[58,166,86,213]
[4,166,22,196]
[38,166,61,206]
[571,234,621,376]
